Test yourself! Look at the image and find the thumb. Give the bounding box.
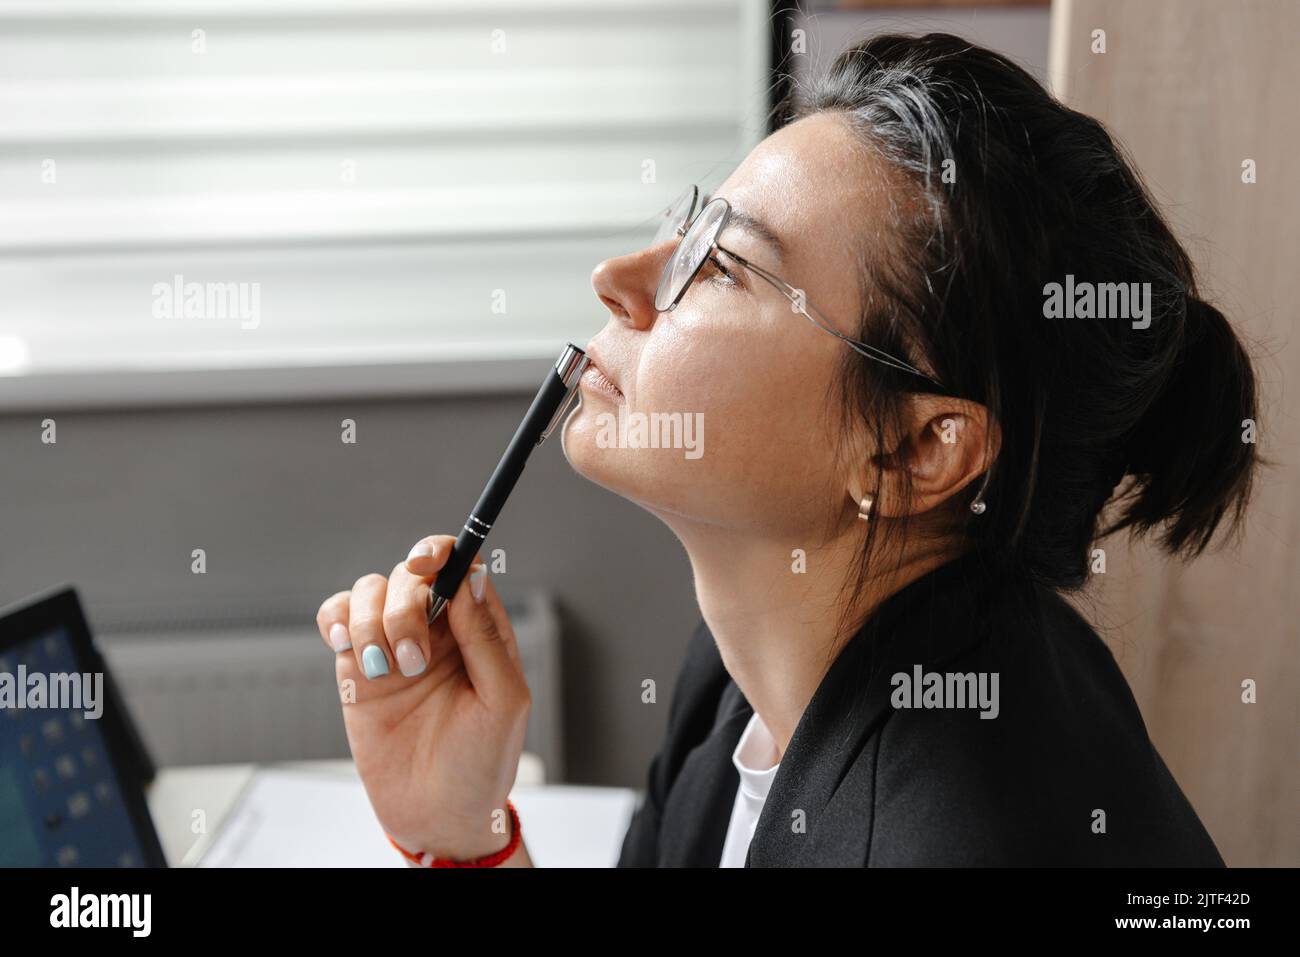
[442,563,521,707]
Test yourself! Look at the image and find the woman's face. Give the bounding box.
[563,113,886,541]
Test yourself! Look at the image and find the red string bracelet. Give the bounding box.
[387,801,522,868]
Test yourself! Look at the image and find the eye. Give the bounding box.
[701,254,738,288]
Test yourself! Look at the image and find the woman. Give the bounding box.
[315,34,1257,867]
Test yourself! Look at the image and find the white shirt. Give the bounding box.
[719,711,782,867]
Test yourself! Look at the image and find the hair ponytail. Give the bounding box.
[798,33,1263,589]
[1106,296,1258,557]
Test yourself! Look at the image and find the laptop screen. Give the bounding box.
[0,594,164,867]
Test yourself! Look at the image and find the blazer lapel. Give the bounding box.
[747,551,1009,867]
[656,681,754,867]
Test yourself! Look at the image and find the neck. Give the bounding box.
[657,513,951,757]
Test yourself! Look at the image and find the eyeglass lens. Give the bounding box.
[655,197,728,312]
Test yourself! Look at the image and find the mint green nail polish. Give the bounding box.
[362,644,389,679]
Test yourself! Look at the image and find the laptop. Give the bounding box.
[0,587,166,868]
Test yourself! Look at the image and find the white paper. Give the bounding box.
[510,785,639,868]
[198,767,637,868]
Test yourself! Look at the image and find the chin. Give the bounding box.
[561,395,639,497]
[560,394,702,518]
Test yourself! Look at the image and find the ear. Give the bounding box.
[846,395,999,519]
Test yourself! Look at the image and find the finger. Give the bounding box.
[316,590,353,653]
[443,562,524,707]
[417,543,484,622]
[473,566,522,668]
[348,573,392,680]
[383,561,434,678]
[402,534,456,579]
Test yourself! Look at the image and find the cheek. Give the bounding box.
[560,322,732,504]
[662,334,843,522]
[564,310,847,533]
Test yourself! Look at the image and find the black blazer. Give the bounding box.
[617,551,1224,867]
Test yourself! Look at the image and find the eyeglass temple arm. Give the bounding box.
[714,245,948,390]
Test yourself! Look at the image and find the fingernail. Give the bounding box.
[361,644,390,679]
[395,639,426,677]
[328,622,352,653]
[406,542,434,563]
[470,564,487,603]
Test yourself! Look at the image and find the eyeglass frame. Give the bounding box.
[652,185,954,396]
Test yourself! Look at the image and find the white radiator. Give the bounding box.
[98,590,563,780]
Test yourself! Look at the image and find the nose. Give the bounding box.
[590,244,665,332]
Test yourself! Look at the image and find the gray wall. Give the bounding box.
[0,391,700,786]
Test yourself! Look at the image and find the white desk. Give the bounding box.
[146,753,636,867]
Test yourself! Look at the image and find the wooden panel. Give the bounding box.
[1052,0,1299,867]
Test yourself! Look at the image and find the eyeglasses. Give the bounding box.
[651,185,951,395]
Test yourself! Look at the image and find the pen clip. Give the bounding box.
[538,349,590,446]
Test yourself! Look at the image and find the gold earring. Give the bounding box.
[857,493,875,522]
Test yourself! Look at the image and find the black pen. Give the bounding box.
[426,343,590,623]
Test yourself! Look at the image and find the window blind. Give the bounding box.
[0,0,768,404]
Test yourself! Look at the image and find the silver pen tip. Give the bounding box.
[426,593,449,625]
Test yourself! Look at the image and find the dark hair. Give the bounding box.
[786,34,1260,596]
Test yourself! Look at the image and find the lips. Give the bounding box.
[582,362,624,400]
[582,345,625,399]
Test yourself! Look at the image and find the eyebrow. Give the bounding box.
[701,193,786,263]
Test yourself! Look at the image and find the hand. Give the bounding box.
[316,536,530,861]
